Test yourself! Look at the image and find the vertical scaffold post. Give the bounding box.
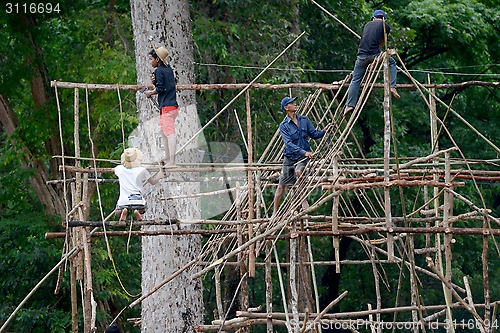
[331,158,341,273]
[71,87,80,333]
[443,152,455,332]
[246,90,256,278]
[383,52,394,261]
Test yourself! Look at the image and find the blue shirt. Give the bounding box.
[279,115,325,160]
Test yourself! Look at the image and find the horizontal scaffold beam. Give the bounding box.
[45,225,500,239]
[51,80,499,91]
[59,165,280,174]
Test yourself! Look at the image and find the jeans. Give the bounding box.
[346,53,397,108]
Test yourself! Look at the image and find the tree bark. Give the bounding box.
[130,1,203,332]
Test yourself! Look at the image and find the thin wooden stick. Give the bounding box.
[129,259,197,308]
[176,31,306,156]
[426,257,486,333]
[235,301,500,320]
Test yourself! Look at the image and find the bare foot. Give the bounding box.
[390,87,401,99]
[343,106,354,118]
[133,210,143,221]
[119,208,128,221]
[160,159,176,169]
[164,163,176,169]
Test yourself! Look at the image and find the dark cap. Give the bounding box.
[372,9,386,19]
[281,96,297,110]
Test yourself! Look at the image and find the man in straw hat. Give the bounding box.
[144,46,179,167]
[114,148,163,221]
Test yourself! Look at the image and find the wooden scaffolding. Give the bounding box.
[8,51,498,333]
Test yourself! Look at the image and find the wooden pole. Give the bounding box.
[482,211,491,330]
[71,86,80,333]
[213,248,224,322]
[290,221,300,332]
[331,158,341,273]
[265,242,273,333]
[236,301,500,322]
[443,152,455,332]
[51,79,500,92]
[235,183,249,326]
[383,53,394,262]
[245,90,256,278]
[46,225,500,239]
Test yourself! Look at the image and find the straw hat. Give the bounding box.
[155,46,169,64]
[121,148,143,169]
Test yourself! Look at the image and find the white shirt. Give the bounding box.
[114,165,150,206]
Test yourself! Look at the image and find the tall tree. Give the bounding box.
[0,12,66,217]
[130,0,203,332]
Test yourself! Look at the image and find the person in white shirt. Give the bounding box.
[114,148,163,221]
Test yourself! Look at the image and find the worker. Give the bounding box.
[114,148,163,221]
[144,46,179,167]
[273,96,328,215]
[344,9,400,117]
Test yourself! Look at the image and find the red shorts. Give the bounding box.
[160,106,179,136]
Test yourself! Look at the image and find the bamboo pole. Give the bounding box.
[265,242,273,333]
[62,213,488,229]
[176,31,306,157]
[246,90,256,278]
[194,318,287,332]
[50,79,500,92]
[235,183,249,326]
[322,179,465,191]
[236,301,499,320]
[273,244,291,330]
[82,226,93,333]
[305,291,348,332]
[129,259,198,308]
[72,86,81,333]
[70,260,78,333]
[482,212,491,330]
[46,228,238,239]
[213,248,224,321]
[332,158,341,273]
[290,221,300,333]
[443,152,455,332]
[426,257,487,333]
[383,53,393,262]
[46,225,500,239]
[60,164,280,174]
[408,234,419,333]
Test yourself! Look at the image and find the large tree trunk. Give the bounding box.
[130,1,203,332]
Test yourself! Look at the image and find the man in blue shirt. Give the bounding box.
[273,96,327,215]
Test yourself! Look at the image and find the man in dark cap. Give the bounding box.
[273,96,328,215]
[344,9,400,117]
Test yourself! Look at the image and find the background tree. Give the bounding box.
[130,0,202,331]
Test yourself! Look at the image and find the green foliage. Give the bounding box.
[398,0,495,67]
[0,213,72,332]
